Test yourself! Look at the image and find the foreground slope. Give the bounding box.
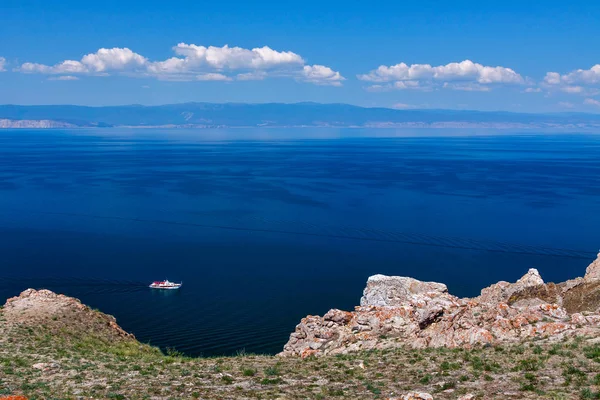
[2,257,600,398]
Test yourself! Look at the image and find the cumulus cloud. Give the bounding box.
[169,44,304,70]
[21,48,148,75]
[18,44,343,86]
[358,60,524,91]
[545,65,600,86]
[0,57,6,72]
[300,65,345,86]
[543,65,600,95]
[584,98,600,108]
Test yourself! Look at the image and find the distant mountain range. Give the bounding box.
[1,102,600,129]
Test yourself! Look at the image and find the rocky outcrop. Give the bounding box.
[585,252,600,281]
[2,289,133,340]
[360,275,450,307]
[280,253,600,357]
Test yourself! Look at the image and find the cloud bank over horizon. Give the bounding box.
[17,44,345,86]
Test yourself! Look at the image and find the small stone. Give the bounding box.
[32,362,60,372]
[400,392,433,400]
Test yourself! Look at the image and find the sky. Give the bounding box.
[1,0,600,112]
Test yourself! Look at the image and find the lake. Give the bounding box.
[0,128,599,356]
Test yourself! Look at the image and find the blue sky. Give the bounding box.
[1,0,600,112]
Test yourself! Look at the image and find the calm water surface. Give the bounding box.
[0,128,599,355]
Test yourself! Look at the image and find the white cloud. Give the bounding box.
[170,44,304,70]
[543,65,600,95]
[584,98,600,108]
[545,65,600,86]
[300,65,345,86]
[21,48,148,75]
[358,60,524,91]
[146,44,302,76]
[48,75,79,81]
[524,87,542,93]
[18,44,342,86]
[544,72,561,85]
[0,57,6,72]
[83,48,148,72]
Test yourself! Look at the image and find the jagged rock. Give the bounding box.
[477,268,545,305]
[516,268,544,287]
[280,255,600,357]
[585,252,600,282]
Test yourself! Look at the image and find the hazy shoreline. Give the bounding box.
[2,102,600,130]
[3,119,600,130]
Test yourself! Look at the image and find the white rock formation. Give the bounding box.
[280,257,600,358]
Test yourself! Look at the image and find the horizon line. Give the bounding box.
[1,102,600,116]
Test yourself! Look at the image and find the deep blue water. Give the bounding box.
[0,128,599,356]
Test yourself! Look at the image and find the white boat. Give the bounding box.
[149,280,182,289]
